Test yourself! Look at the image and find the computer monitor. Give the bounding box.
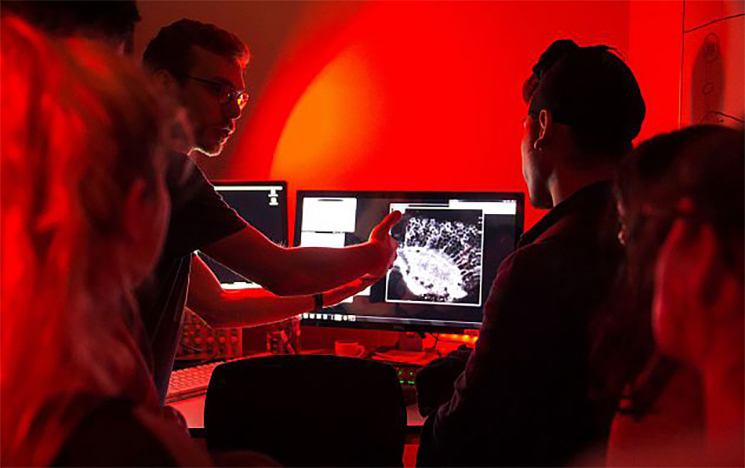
[294,191,524,333]
[198,181,288,289]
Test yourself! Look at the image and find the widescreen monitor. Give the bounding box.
[294,191,524,333]
[198,181,288,289]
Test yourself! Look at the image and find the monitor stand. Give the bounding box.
[369,332,439,365]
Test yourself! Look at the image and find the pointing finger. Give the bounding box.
[372,210,402,238]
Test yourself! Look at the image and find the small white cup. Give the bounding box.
[334,339,364,357]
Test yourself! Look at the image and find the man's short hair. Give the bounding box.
[523,39,646,160]
[0,1,140,54]
[142,19,249,81]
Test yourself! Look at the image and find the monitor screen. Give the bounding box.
[198,181,288,289]
[294,191,524,332]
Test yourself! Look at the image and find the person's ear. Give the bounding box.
[151,69,179,97]
[534,109,553,151]
[654,218,723,367]
[122,178,169,283]
[689,223,721,309]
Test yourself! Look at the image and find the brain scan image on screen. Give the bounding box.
[386,208,484,306]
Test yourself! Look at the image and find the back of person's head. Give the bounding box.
[0,17,170,466]
[523,39,646,163]
[143,18,249,82]
[0,0,140,54]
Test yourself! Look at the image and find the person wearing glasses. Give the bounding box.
[141,19,400,403]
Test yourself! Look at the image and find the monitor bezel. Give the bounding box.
[211,179,289,247]
[294,190,525,334]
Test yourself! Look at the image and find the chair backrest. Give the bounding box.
[204,355,407,467]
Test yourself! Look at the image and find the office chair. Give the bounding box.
[204,355,407,467]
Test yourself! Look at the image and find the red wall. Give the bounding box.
[627,0,684,141]
[136,1,685,235]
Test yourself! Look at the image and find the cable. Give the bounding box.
[178,342,220,366]
[179,342,209,353]
[700,111,744,124]
[194,346,220,366]
[679,0,687,126]
[684,13,744,34]
[429,333,440,349]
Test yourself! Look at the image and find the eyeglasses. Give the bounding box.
[184,75,249,109]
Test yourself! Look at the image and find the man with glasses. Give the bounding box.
[140,19,400,403]
[144,19,249,157]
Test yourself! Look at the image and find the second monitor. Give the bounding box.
[198,181,288,289]
[295,191,524,333]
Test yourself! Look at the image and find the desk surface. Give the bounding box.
[170,394,425,429]
[169,349,430,429]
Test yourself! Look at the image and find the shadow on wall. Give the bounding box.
[682,0,744,127]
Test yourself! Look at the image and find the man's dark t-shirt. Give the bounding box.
[136,152,246,403]
[417,182,622,467]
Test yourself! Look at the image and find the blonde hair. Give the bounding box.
[1,17,169,465]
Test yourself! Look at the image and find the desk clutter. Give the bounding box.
[176,309,242,360]
[166,352,422,406]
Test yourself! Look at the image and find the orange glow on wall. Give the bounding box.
[271,44,383,186]
[210,1,686,235]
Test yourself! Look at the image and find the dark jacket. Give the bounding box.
[418,182,622,467]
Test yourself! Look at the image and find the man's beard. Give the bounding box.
[195,143,223,157]
[194,129,225,157]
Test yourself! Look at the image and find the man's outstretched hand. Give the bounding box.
[367,210,402,277]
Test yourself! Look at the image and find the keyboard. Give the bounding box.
[167,353,272,402]
[166,360,224,402]
[165,355,421,404]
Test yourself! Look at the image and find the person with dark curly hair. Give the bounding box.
[416,39,645,467]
